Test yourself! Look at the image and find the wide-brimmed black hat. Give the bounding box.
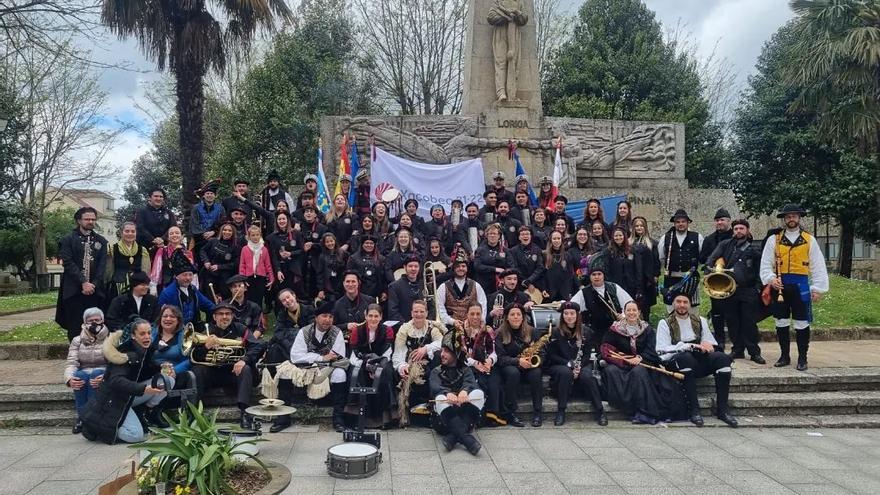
[669,209,692,223]
[776,204,807,218]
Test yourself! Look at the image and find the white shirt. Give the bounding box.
[657,231,705,267]
[759,228,829,293]
[436,277,487,324]
[290,324,347,383]
[569,283,634,311]
[348,327,393,369]
[392,321,443,374]
[132,295,143,313]
[655,315,717,361]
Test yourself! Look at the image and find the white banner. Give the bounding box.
[371,148,486,218]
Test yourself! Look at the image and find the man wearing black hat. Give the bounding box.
[707,219,766,364]
[657,209,704,312]
[105,272,160,331]
[290,300,349,431]
[222,179,269,225]
[760,204,828,371]
[56,207,109,341]
[656,292,738,427]
[190,181,226,258]
[700,208,733,350]
[296,173,319,211]
[260,170,294,215]
[157,250,215,325]
[134,188,177,255]
[430,330,484,455]
[549,195,575,235]
[388,256,427,322]
[225,275,265,339]
[192,302,266,429]
[487,269,532,326]
[437,252,488,326]
[569,254,633,353]
[332,271,372,338]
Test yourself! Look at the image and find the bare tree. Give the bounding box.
[353,0,467,115]
[534,0,573,82]
[3,41,125,280]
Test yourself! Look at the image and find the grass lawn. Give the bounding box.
[649,274,880,329]
[0,321,67,343]
[0,292,57,313]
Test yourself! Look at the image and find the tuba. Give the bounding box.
[182,322,246,366]
[704,258,737,299]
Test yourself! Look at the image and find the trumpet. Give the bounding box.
[182,322,246,366]
[492,293,504,329]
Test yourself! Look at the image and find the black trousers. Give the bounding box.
[499,365,542,414]
[192,363,254,409]
[246,275,267,311]
[666,351,732,415]
[722,287,762,357]
[710,298,726,349]
[474,367,502,414]
[437,404,481,441]
[548,364,603,412]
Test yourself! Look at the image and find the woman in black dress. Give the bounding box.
[349,214,377,254]
[630,216,660,320]
[602,226,640,300]
[600,301,685,424]
[348,235,386,301]
[567,226,595,284]
[590,219,609,252]
[346,304,398,428]
[473,224,510,295]
[545,301,606,426]
[199,222,240,300]
[266,212,304,300]
[494,303,543,427]
[326,194,357,254]
[541,231,576,302]
[315,232,348,303]
[384,227,422,283]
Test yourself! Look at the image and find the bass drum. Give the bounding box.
[529,308,558,336]
[326,442,382,479]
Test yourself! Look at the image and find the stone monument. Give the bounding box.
[320,0,737,232]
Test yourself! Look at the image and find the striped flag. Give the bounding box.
[512,150,539,207]
[348,139,360,207]
[334,134,350,197]
[315,142,331,214]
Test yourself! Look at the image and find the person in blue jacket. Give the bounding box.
[158,249,215,326]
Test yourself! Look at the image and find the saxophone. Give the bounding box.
[519,329,551,368]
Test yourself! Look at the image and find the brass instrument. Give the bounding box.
[492,293,504,329]
[182,322,246,366]
[704,258,737,299]
[393,267,406,280]
[519,322,552,368]
[424,261,443,321]
[468,226,479,253]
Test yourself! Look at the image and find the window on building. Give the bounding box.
[105,198,114,211]
[853,239,874,259]
[818,237,838,260]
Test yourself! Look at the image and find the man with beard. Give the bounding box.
[707,220,765,364]
[760,204,828,371]
[494,199,522,248]
[656,292,738,428]
[700,208,733,350]
[56,207,109,341]
[478,190,498,225]
[657,209,704,313]
[388,256,428,322]
[135,188,177,256]
[436,252,488,326]
[430,330,484,455]
[225,275,265,339]
[260,170,294,216]
[486,269,533,326]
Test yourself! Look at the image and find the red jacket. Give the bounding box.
[239,244,275,284]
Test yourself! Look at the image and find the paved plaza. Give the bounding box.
[1,425,880,494]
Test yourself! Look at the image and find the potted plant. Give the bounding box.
[132,402,268,494]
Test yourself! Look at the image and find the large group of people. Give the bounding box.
[56,170,829,452]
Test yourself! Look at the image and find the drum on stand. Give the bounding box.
[529,307,558,336]
[326,442,382,479]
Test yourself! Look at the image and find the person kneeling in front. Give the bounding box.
[81,319,171,444]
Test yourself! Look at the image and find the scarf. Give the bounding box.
[248,239,264,273]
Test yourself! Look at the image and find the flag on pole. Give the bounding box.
[334,134,350,197]
[512,148,539,207]
[315,141,331,214]
[348,138,360,207]
[549,136,564,205]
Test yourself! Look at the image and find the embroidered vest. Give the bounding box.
[776,231,812,276]
[444,279,477,321]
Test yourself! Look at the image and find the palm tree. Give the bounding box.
[785,0,880,277]
[101,0,293,220]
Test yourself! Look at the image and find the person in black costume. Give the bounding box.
[494,303,543,427]
[199,222,241,301]
[455,302,505,426]
[134,188,177,257]
[430,329,483,455]
[315,232,348,304]
[56,207,109,341]
[345,304,398,428]
[266,211,304,301]
[105,272,159,331]
[546,301,606,426]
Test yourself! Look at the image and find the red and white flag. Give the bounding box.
[549,136,565,204]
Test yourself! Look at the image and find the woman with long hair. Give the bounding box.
[154,225,192,292]
[349,214,377,254]
[396,213,426,253]
[149,305,195,415]
[200,222,240,300]
[541,230,576,301]
[601,301,686,424]
[494,303,543,427]
[610,200,634,235]
[546,302,606,426]
[603,226,640,299]
[371,201,394,252]
[590,219,610,252]
[385,227,422,283]
[473,223,510,294]
[105,221,151,300]
[531,208,552,249]
[630,216,660,318]
[346,304,398,428]
[457,302,505,426]
[266,212,304,301]
[316,232,348,303]
[348,234,386,300]
[578,198,606,232]
[567,227,595,285]
[326,194,356,253]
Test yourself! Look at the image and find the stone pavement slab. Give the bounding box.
[2,425,880,494]
[0,308,54,332]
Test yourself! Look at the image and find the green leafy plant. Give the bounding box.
[130,401,266,495]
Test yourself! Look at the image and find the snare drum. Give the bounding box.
[326,442,382,479]
[529,308,557,335]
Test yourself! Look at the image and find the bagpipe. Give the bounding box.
[659,267,700,306]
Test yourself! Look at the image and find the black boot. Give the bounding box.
[441,433,456,452]
[595,409,608,427]
[506,413,524,428]
[146,407,169,428]
[270,415,292,433]
[531,412,543,427]
[461,433,482,456]
[796,327,810,371]
[554,410,566,426]
[331,382,348,432]
[774,326,791,367]
[72,419,83,434]
[714,371,738,428]
[238,406,252,430]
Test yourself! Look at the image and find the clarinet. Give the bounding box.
[573,339,583,378]
[82,234,92,283]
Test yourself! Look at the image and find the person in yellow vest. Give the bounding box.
[760,204,829,371]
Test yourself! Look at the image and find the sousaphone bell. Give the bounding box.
[704,258,737,299]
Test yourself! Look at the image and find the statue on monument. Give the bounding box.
[487,0,528,102]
